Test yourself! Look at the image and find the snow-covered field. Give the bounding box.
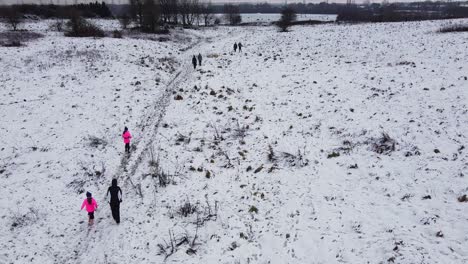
[1,19,467,264]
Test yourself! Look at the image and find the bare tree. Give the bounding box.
[277,7,296,32]
[130,0,144,28]
[200,1,214,26]
[5,6,23,31]
[191,0,201,26]
[119,14,131,29]
[179,0,190,26]
[168,0,179,24]
[223,4,241,25]
[141,0,161,32]
[159,0,172,23]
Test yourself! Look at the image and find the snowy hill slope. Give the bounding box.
[1,19,467,263]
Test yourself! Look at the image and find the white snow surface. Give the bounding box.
[1,19,468,264]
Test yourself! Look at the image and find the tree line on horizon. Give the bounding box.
[1,0,467,33]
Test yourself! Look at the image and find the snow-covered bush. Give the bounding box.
[65,14,104,38]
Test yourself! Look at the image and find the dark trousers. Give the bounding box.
[125,143,130,153]
[110,203,120,223]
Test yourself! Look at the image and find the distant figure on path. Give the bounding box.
[107,179,122,224]
[122,127,132,154]
[238,42,242,52]
[81,192,98,225]
[192,55,197,69]
[197,53,202,66]
[233,43,238,52]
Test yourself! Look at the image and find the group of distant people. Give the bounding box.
[191,42,244,69]
[192,53,202,69]
[81,127,131,225]
[233,42,243,52]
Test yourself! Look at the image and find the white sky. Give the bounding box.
[0,0,430,5]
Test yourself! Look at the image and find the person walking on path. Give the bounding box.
[122,127,132,154]
[81,192,98,225]
[233,43,238,52]
[197,53,202,66]
[106,179,122,224]
[192,55,197,69]
[238,42,242,52]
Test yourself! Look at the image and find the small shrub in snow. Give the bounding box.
[228,242,239,251]
[49,20,64,32]
[327,152,340,158]
[253,165,263,173]
[267,144,276,162]
[11,207,39,230]
[112,30,123,38]
[157,229,198,260]
[248,205,258,214]
[88,136,107,148]
[154,169,171,187]
[457,194,468,202]
[369,132,396,155]
[177,200,198,217]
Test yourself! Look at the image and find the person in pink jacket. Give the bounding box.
[122,126,132,153]
[81,192,98,225]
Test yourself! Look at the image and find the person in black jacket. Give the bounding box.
[192,55,197,69]
[197,53,202,66]
[106,179,122,223]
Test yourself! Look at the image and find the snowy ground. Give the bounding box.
[1,19,467,264]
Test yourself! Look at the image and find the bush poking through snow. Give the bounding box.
[457,194,468,202]
[178,199,198,217]
[327,152,340,158]
[369,132,396,155]
[157,229,198,260]
[148,149,176,188]
[248,205,258,214]
[11,207,39,230]
[49,20,64,32]
[64,14,105,38]
[277,149,309,167]
[112,30,123,38]
[88,136,107,148]
[254,165,263,173]
[267,144,276,162]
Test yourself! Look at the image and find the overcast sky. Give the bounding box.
[0,0,429,5]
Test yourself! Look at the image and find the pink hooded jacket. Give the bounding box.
[81,198,98,213]
[122,131,132,144]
